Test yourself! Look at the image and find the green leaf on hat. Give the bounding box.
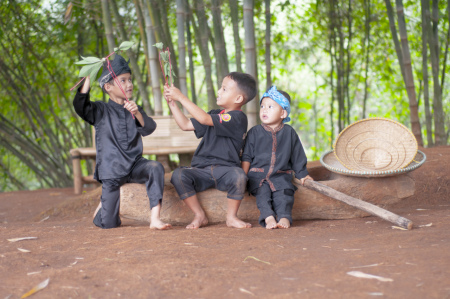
[79,61,102,78]
[75,56,102,65]
[89,63,103,82]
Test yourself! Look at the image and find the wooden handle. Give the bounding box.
[296,179,413,230]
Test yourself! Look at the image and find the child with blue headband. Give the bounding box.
[241,86,313,229]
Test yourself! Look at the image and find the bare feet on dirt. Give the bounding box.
[186,214,209,229]
[150,219,172,230]
[265,216,278,229]
[226,216,252,228]
[277,218,290,229]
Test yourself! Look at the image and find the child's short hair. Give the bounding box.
[101,79,115,94]
[227,72,257,104]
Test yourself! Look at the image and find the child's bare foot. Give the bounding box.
[93,202,101,219]
[150,219,172,230]
[226,216,252,228]
[265,216,277,229]
[186,214,208,229]
[277,218,291,229]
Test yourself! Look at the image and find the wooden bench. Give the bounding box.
[70,115,200,194]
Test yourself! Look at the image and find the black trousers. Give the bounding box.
[254,182,295,227]
[93,158,165,229]
[171,165,247,200]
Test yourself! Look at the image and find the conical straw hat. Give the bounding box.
[333,118,418,172]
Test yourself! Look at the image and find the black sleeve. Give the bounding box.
[191,117,208,139]
[211,110,247,139]
[290,128,309,179]
[136,105,157,136]
[241,128,255,163]
[73,87,103,125]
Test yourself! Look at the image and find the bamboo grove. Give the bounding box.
[0,0,449,191]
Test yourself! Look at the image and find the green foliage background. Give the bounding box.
[0,0,448,191]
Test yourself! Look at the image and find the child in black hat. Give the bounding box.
[73,54,171,230]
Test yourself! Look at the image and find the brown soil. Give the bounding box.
[1,147,449,298]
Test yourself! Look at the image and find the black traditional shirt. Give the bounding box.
[73,88,156,181]
[242,123,309,193]
[190,109,248,168]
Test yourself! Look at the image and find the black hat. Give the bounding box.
[98,54,132,88]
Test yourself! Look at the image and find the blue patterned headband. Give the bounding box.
[260,86,291,123]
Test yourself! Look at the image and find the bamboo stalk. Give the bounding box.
[295,179,413,230]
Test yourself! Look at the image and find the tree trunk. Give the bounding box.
[265,0,271,89]
[421,0,434,146]
[243,0,259,129]
[394,0,423,146]
[185,0,197,104]
[133,0,152,91]
[384,0,406,83]
[193,0,216,109]
[229,0,242,73]
[362,0,371,119]
[141,0,163,115]
[424,0,445,145]
[101,0,115,56]
[211,0,229,85]
[109,0,152,114]
[176,0,188,97]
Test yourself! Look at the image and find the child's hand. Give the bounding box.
[124,101,139,115]
[163,84,184,103]
[163,84,175,107]
[300,175,313,185]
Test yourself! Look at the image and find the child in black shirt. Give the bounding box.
[163,72,257,229]
[242,86,313,229]
[73,54,171,230]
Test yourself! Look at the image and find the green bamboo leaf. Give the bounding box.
[116,41,135,51]
[75,56,102,65]
[79,61,102,78]
[160,52,168,62]
[164,64,170,76]
[153,42,164,50]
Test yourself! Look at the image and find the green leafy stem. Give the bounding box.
[70,41,135,91]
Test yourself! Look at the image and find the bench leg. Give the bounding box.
[72,156,83,195]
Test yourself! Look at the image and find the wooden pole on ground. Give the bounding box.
[295,179,413,230]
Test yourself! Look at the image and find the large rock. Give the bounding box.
[119,164,415,225]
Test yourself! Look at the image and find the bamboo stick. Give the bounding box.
[295,179,413,230]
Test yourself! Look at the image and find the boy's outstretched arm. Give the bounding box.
[80,76,90,93]
[164,84,213,126]
[163,85,194,131]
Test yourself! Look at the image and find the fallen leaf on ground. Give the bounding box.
[419,223,432,227]
[7,237,37,242]
[21,278,50,298]
[18,248,31,253]
[391,226,408,231]
[349,263,381,269]
[27,272,41,276]
[347,271,393,282]
[243,256,271,265]
[39,216,50,222]
[239,288,255,296]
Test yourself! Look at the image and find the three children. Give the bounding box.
[73,54,311,230]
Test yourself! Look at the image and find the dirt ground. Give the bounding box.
[1,147,449,298]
